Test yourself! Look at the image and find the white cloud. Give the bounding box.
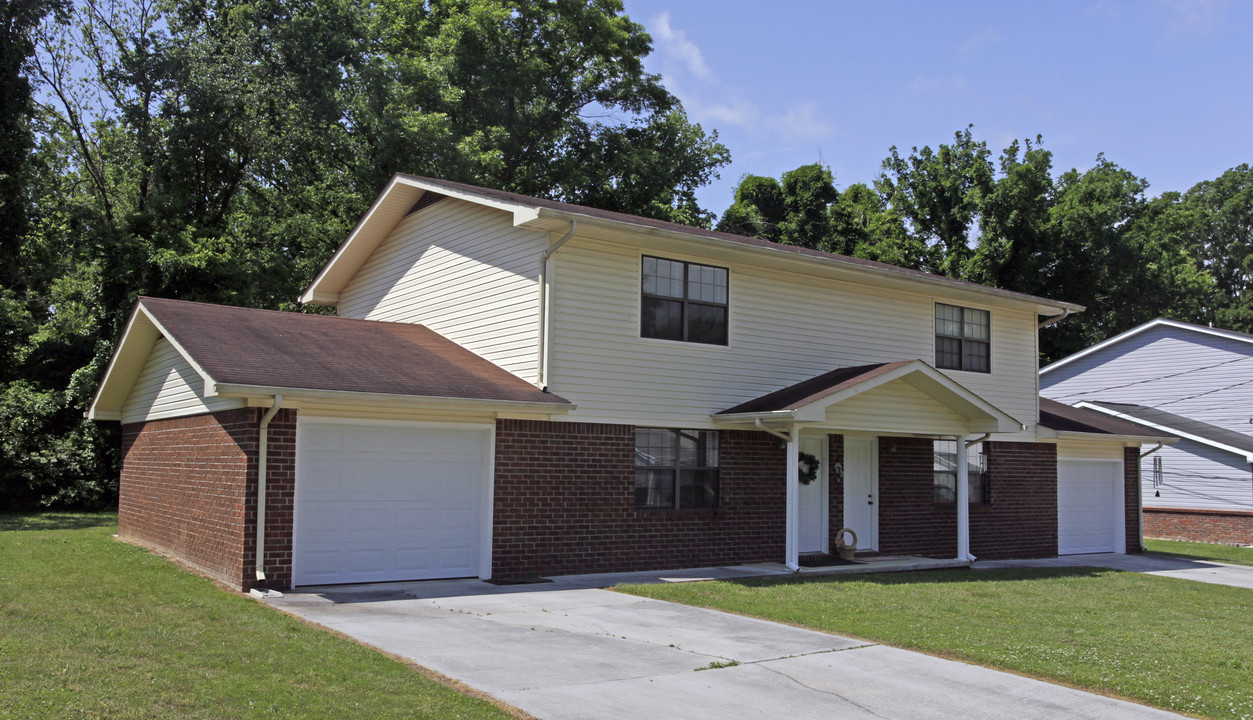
[650,11,714,81]
[959,28,1001,56]
[647,13,835,144]
[1157,0,1229,32]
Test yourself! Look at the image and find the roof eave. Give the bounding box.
[212,382,574,415]
[1051,430,1178,444]
[532,207,1083,315]
[1075,402,1253,461]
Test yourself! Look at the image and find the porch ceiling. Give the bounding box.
[713,360,1023,436]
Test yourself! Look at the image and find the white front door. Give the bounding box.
[798,435,828,553]
[843,436,879,551]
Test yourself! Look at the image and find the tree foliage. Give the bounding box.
[2,0,729,509]
[722,132,1239,363]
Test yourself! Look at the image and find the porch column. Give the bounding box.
[956,437,974,561]
[785,433,799,571]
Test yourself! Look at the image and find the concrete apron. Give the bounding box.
[264,574,1184,720]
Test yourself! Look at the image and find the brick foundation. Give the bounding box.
[1144,507,1253,545]
[969,442,1059,559]
[118,408,297,590]
[492,420,786,579]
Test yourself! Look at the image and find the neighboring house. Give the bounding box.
[1041,318,1253,545]
[89,175,1170,591]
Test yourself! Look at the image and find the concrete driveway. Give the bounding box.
[264,570,1184,720]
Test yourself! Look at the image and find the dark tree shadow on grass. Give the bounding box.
[726,566,1120,590]
[0,512,118,532]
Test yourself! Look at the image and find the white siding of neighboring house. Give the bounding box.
[547,236,1040,438]
[1143,439,1253,511]
[337,198,547,384]
[121,338,245,424]
[1041,323,1253,511]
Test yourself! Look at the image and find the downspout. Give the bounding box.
[1038,308,1070,329]
[536,221,578,390]
[255,395,284,583]
[1139,442,1163,458]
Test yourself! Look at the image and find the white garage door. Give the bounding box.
[293,419,489,586]
[1057,459,1124,555]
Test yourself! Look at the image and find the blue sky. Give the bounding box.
[618,0,1253,217]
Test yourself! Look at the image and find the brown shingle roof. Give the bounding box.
[139,297,569,406]
[717,361,912,415]
[1038,398,1165,438]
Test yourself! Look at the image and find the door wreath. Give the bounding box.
[798,451,820,485]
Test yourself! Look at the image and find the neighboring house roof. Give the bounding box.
[1041,318,1253,376]
[715,359,1022,433]
[1078,401,1253,461]
[89,297,571,420]
[302,174,1084,316]
[1038,398,1174,441]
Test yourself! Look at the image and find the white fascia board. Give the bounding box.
[213,383,575,415]
[1041,318,1253,377]
[532,207,1083,316]
[300,174,410,304]
[88,304,218,420]
[1053,431,1178,445]
[1075,402,1250,461]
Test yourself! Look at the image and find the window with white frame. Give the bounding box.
[634,428,720,509]
[933,440,987,504]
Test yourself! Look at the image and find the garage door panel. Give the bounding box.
[294,420,488,586]
[1058,459,1121,555]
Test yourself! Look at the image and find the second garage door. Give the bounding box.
[1057,458,1124,555]
[293,418,490,586]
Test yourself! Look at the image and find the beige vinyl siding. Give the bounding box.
[337,198,546,383]
[824,380,971,436]
[549,237,1039,436]
[121,338,244,424]
[1055,439,1127,460]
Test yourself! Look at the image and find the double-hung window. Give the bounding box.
[933,440,987,504]
[641,256,728,345]
[634,428,720,509]
[935,303,990,372]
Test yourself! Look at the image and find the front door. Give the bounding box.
[843,436,879,551]
[798,435,827,553]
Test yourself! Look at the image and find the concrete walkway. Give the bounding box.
[264,571,1184,720]
[975,552,1253,589]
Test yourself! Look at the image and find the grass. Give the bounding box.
[619,567,1253,720]
[1146,537,1253,567]
[0,512,520,720]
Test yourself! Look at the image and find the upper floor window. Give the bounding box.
[641,256,728,345]
[635,428,720,509]
[935,303,990,373]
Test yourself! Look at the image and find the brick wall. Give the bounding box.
[1124,447,1144,553]
[118,408,297,591]
[827,434,845,551]
[969,441,1058,559]
[492,420,786,579]
[877,436,957,557]
[1144,507,1253,545]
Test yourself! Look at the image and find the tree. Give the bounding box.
[1185,164,1253,330]
[715,163,842,252]
[877,125,994,277]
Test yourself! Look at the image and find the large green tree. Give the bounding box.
[3,0,730,509]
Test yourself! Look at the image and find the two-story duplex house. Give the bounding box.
[1041,318,1253,544]
[89,175,1170,590]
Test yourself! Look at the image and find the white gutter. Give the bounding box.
[536,221,577,389]
[754,417,794,442]
[1140,442,1164,458]
[1038,308,1070,329]
[255,395,283,583]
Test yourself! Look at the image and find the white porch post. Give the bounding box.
[785,432,800,571]
[956,437,973,561]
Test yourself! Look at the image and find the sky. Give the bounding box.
[617,0,1253,217]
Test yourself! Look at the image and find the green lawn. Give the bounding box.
[1146,537,1253,567]
[620,568,1253,720]
[0,512,520,720]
